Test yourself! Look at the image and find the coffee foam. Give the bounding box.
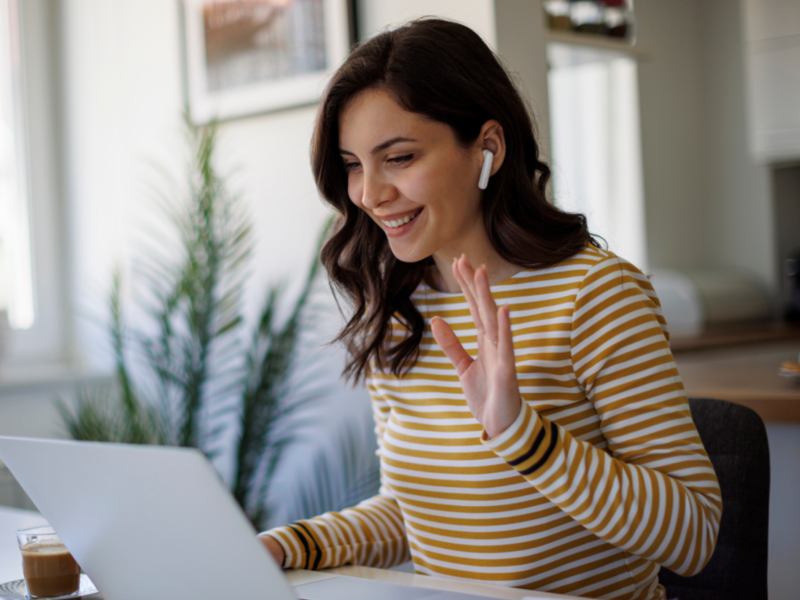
[21,541,71,556]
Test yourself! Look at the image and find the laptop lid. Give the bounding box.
[0,436,295,600]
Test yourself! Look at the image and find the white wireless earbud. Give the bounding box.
[478,149,493,190]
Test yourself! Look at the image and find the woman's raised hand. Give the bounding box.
[430,256,522,439]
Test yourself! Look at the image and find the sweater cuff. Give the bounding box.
[261,526,308,570]
[481,401,559,477]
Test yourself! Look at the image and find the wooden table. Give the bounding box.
[674,340,800,422]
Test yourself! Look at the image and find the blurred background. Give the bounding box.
[0,1,798,597]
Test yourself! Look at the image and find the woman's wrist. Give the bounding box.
[258,533,286,568]
[484,395,523,439]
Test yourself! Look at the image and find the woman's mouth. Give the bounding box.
[382,209,423,229]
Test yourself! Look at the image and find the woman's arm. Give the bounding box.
[432,255,722,576]
[258,392,410,570]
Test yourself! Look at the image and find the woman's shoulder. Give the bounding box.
[404,247,647,324]
[555,244,645,274]
[411,245,642,301]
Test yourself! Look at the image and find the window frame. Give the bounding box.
[1,0,68,368]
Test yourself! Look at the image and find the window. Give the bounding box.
[0,0,66,366]
[547,42,648,271]
[0,0,35,330]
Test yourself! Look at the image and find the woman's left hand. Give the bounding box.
[430,255,522,439]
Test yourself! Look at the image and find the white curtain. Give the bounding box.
[548,42,648,272]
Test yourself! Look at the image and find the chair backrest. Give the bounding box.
[659,397,770,600]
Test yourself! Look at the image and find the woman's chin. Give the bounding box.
[387,243,429,265]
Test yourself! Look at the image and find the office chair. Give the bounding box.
[658,397,770,600]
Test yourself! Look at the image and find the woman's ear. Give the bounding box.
[478,120,506,176]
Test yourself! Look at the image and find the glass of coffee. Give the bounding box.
[16,526,81,598]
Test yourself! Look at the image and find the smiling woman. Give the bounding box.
[315,20,592,381]
[258,18,722,600]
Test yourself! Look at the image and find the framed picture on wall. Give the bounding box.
[182,0,355,124]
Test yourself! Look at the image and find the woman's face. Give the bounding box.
[338,88,487,264]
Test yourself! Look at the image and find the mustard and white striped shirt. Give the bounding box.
[266,246,722,600]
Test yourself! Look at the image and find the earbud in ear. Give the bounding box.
[478,149,493,190]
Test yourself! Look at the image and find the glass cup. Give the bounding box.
[16,526,81,598]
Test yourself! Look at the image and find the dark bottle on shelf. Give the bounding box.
[604,0,633,40]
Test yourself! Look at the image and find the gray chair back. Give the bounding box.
[658,397,770,600]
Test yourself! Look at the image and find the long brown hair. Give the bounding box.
[313,18,593,382]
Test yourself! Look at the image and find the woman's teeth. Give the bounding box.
[383,210,421,229]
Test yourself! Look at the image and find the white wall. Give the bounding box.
[57,0,498,371]
[493,0,551,162]
[51,0,361,502]
[635,0,776,293]
[635,0,709,272]
[697,0,776,290]
[58,0,331,371]
[357,0,495,45]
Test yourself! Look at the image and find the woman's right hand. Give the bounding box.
[258,533,285,568]
[430,256,522,439]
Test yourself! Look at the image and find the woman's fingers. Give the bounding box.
[431,316,473,376]
[456,257,481,310]
[456,257,498,347]
[497,304,516,368]
[474,266,499,344]
[453,257,484,334]
[451,256,507,355]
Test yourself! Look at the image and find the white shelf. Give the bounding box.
[0,363,111,395]
[546,30,650,57]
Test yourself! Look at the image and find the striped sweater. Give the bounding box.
[266,246,722,599]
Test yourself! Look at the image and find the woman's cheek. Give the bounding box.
[398,167,433,205]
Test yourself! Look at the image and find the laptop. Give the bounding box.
[0,436,498,600]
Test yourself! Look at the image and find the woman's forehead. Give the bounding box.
[338,89,449,152]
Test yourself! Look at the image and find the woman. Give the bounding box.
[259,18,721,600]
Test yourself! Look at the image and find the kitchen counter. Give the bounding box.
[673,333,800,423]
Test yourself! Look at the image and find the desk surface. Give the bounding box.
[0,507,578,600]
[674,340,800,422]
[0,506,47,583]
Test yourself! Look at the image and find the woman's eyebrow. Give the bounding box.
[339,136,418,157]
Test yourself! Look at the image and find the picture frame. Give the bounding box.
[181,0,355,124]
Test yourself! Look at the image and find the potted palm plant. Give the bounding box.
[58,117,375,530]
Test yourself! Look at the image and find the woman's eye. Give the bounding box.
[388,154,413,166]
[343,161,361,173]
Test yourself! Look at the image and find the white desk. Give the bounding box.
[285,567,575,600]
[0,507,578,600]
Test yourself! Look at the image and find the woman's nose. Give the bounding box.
[360,170,397,210]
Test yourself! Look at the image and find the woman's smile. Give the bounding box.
[379,208,424,236]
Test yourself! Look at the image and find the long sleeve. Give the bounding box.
[482,256,722,576]
[262,384,410,570]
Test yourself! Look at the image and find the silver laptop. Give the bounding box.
[0,436,493,600]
